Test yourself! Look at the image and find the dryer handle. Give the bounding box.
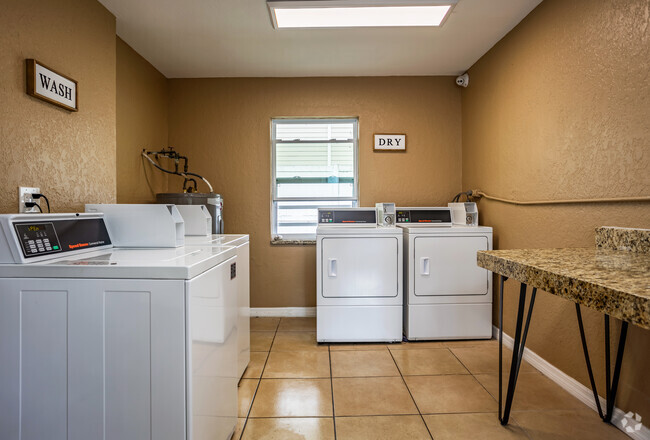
[328,258,337,277]
[420,257,430,276]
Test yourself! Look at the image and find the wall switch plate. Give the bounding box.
[18,187,40,213]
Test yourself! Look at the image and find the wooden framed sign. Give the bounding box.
[374,134,406,152]
[26,59,78,112]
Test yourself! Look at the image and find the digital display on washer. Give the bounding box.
[14,218,112,258]
[319,209,377,224]
[396,209,452,224]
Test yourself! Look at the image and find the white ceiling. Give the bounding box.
[99,0,542,78]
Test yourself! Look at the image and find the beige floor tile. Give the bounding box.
[242,352,269,379]
[336,415,431,440]
[405,375,497,414]
[332,377,418,416]
[443,338,498,348]
[513,409,629,440]
[388,341,448,350]
[450,345,537,375]
[331,350,400,377]
[250,317,280,332]
[277,317,316,331]
[238,379,259,417]
[230,418,245,440]
[329,343,388,351]
[424,413,528,440]
[272,331,328,352]
[263,351,331,378]
[474,372,586,411]
[391,348,469,376]
[249,379,333,417]
[250,332,275,352]
[241,417,335,440]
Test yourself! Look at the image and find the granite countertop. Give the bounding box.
[477,227,650,330]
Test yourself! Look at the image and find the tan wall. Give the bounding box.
[462,0,650,420]
[116,37,169,203]
[168,77,462,307]
[0,0,116,213]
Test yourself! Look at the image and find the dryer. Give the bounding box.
[0,213,239,440]
[397,207,493,340]
[316,208,403,343]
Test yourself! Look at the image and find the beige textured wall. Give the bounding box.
[0,0,116,213]
[462,0,650,420]
[168,77,462,308]
[116,37,169,203]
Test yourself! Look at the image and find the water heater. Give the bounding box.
[156,193,223,234]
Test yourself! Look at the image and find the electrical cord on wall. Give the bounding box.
[31,193,50,212]
[24,202,43,213]
[463,190,650,206]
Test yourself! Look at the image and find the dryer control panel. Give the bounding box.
[396,208,452,226]
[318,208,377,226]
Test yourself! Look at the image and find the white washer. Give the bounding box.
[316,208,403,343]
[397,207,493,340]
[185,234,250,379]
[0,213,239,440]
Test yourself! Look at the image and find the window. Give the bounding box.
[271,118,358,240]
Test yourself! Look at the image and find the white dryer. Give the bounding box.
[316,208,403,343]
[0,213,239,440]
[397,207,493,340]
[185,234,250,380]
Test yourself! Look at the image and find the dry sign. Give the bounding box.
[374,134,406,152]
[26,59,78,112]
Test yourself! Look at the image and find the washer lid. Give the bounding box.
[0,245,237,279]
[184,234,249,247]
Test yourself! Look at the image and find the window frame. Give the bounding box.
[270,117,359,241]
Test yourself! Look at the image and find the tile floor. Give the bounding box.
[233,317,628,440]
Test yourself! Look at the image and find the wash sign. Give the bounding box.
[26,59,78,112]
[374,134,406,151]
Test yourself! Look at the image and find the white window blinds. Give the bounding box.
[272,119,359,239]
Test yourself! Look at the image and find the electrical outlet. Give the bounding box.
[18,187,40,213]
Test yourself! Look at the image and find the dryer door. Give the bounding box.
[321,237,399,298]
[413,235,489,297]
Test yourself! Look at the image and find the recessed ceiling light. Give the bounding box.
[267,0,458,29]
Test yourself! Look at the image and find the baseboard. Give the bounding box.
[493,326,649,440]
[250,307,316,317]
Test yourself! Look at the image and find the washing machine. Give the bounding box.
[185,233,250,380]
[396,207,493,340]
[316,208,403,343]
[0,213,239,440]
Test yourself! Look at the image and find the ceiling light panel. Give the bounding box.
[268,0,458,29]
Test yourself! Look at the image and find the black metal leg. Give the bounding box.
[575,304,604,419]
[605,315,611,413]
[576,308,629,424]
[605,321,628,422]
[515,288,536,383]
[499,281,535,426]
[498,275,506,422]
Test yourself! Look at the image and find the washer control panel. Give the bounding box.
[10,217,112,260]
[15,222,61,257]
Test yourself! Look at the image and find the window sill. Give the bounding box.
[270,238,316,246]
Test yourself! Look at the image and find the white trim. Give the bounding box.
[493,326,649,440]
[250,307,316,317]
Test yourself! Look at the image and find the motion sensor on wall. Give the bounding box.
[456,73,469,87]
